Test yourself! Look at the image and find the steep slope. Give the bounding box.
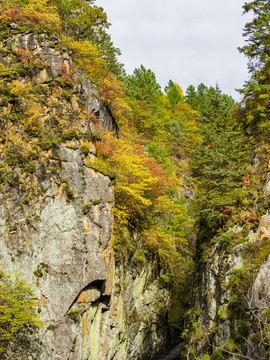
[187,163,270,359]
[0,31,170,360]
[184,2,270,358]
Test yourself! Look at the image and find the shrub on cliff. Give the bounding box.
[0,0,61,31]
[0,267,42,353]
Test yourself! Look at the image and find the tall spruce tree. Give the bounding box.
[125,65,162,102]
[190,85,249,227]
[164,80,183,108]
[238,0,270,138]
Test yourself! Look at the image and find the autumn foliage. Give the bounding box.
[0,0,61,30]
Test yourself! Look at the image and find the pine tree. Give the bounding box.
[238,0,270,139]
[164,80,183,108]
[190,85,249,227]
[239,0,270,72]
[125,65,162,102]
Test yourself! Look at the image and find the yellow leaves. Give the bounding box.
[114,206,130,226]
[112,139,157,219]
[0,13,12,24]
[96,134,159,222]
[259,93,269,99]
[0,64,17,77]
[22,0,61,30]
[173,101,201,154]
[100,73,131,125]
[96,132,191,270]
[9,81,43,134]
[0,266,43,351]
[63,36,130,126]
[143,225,188,268]
[174,83,184,97]
[10,80,26,97]
[155,195,182,216]
[117,183,153,206]
[63,36,106,85]
[9,80,35,102]
[24,103,43,134]
[0,0,61,30]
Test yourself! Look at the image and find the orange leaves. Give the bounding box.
[240,209,260,226]
[99,73,131,126]
[58,62,74,83]
[16,49,45,70]
[144,156,172,187]
[243,176,251,189]
[100,82,114,103]
[135,146,177,198]
[143,225,188,268]
[95,131,118,159]
[95,130,191,270]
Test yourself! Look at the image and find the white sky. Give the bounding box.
[96,0,251,100]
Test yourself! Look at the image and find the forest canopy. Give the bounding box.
[0,0,269,355]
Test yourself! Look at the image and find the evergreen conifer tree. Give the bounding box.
[238,0,270,139]
[190,85,249,226]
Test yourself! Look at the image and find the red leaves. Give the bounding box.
[16,49,43,67]
[3,9,23,20]
[30,15,40,24]
[240,209,260,225]
[243,176,251,189]
[100,83,114,102]
[219,208,232,218]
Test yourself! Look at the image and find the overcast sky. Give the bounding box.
[96,0,251,100]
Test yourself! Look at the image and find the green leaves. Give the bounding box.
[0,267,42,353]
[53,0,109,37]
[165,80,183,107]
[238,1,270,140]
[125,65,162,102]
[240,0,270,70]
[190,85,250,227]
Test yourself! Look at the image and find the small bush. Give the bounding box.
[62,89,72,100]
[82,203,92,214]
[0,266,42,353]
[80,141,90,155]
[64,183,75,202]
[66,309,83,322]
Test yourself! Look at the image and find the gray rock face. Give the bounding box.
[0,146,114,359]
[189,217,270,359]
[0,31,169,360]
[1,152,169,359]
[2,31,117,135]
[79,259,170,360]
[250,255,270,310]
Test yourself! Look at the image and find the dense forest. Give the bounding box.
[0,0,269,359]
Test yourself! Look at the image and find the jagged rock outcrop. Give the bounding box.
[0,31,169,359]
[188,172,270,359]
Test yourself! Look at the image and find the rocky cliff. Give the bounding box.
[0,31,170,360]
[187,160,270,359]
